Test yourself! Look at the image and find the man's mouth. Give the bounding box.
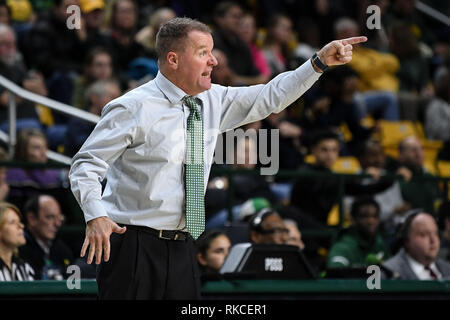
[202,71,211,78]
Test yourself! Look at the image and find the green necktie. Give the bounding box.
[183,96,205,239]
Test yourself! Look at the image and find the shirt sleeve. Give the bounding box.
[327,243,352,268]
[69,104,138,223]
[218,59,321,133]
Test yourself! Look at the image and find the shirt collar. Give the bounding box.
[154,71,189,105]
[405,252,440,277]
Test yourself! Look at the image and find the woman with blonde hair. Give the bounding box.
[0,202,34,281]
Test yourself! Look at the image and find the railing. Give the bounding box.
[0,74,99,162]
[213,166,450,227]
[0,279,449,300]
[1,161,449,229]
[416,1,450,27]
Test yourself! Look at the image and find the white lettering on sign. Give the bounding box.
[265,258,283,272]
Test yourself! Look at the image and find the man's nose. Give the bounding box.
[209,53,218,66]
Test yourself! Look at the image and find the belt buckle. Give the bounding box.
[159,229,172,240]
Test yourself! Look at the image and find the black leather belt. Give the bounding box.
[121,224,189,241]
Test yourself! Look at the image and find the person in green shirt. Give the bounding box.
[327,196,390,268]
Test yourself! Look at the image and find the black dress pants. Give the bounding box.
[96,225,201,300]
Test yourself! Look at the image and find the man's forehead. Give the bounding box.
[317,139,339,148]
[186,30,213,47]
[39,197,61,212]
[263,214,283,225]
[411,214,437,232]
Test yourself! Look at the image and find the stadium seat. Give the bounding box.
[304,154,315,164]
[437,161,450,177]
[332,157,361,174]
[424,159,437,175]
[379,120,417,147]
[327,204,351,227]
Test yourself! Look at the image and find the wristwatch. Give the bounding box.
[312,53,328,72]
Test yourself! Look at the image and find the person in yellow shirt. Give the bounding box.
[334,17,400,93]
[334,17,400,121]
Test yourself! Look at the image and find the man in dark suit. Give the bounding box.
[382,212,450,280]
[19,194,73,279]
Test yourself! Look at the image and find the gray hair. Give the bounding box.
[334,17,359,35]
[155,17,211,64]
[283,218,299,228]
[0,23,15,38]
[84,79,120,102]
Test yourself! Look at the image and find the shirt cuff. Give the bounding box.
[293,58,323,86]
[305,56,324,76]
[82,199,108,224]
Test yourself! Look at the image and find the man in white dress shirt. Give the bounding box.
[69,17,366,299]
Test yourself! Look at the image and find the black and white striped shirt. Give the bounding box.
[0,257,35,281]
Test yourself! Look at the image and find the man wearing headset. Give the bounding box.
[381,212,450,280]
[248,208,289,245]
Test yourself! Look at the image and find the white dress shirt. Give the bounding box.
[69,60,321,230]
[406,254,442,280]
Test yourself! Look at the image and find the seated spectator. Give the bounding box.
[71,47,115,110]
[103,0,147,78]
[425,72,450,142]
[78,0,114,55]
[278,205,322,271]
[283,218,305,250]
[348,139,411,231]
[66,79,121,156]
[135,7,176,57]
[0,202,35,281]
[391,136,441,214]
[336,17,400,93]
[262,14,293,79]
[205,136,277,227]
[238,12,271,79]
[333,17,400,121]
[6,128,68,213]
[248,208,288,245]
[0,23,42,132]
[211,48,234,87]
[382,212,450,280]
[22,0,84,105]
[327,196,390,268]
[0,147,9,201]
[19,194,73,280]
[212,1,266,85]
[300,66,374,155]
[262,109,305,174]
[289,17,320,69]
[196,229,231,276]
[290,131,394,228]
[388,22,430,94]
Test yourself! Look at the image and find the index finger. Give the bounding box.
[341,36,367,45]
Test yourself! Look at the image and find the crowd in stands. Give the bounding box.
[0,0,450,282]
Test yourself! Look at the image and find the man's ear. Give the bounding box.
[166,51,178,69]
[250,231,260,243]
[26,212,37,227]
[197,252,207,266]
